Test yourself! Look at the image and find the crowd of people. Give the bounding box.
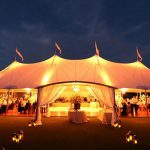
[0,94,37,115]
[118,95,150,117]
[1,92,150,117]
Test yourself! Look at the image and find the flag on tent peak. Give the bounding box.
[16,47,24,61]
[136,47,142,62]
[55,42,62,54]
[95,41,99,56]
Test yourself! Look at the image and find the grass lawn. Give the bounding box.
[0,116,150,150]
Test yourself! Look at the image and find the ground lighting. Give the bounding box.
[28,120,37,127]
[113,120,121,128]
[126,131,138,144]
[12,130,24,143]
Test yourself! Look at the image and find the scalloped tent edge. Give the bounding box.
[0,54,149,89]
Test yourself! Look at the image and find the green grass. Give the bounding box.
[0,116,150,150]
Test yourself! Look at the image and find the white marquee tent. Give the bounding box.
[0,54,150,125]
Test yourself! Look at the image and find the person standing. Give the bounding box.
[131,96,138,117]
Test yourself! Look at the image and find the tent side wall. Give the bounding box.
[35,82,118,125]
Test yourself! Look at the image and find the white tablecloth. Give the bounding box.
[90,102,99,108]
[97,110,112,124]
[68,110,88,124]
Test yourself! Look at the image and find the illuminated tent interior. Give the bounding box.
[38,82,115,117]
[0,54,150,125]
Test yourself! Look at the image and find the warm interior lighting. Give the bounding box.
[101,71,112,85]
[24,88,31,93]
[120,88,128,94]
[72,86,80,92]
[71,82,80,92]
[42,72,52,85]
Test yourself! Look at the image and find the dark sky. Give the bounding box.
[0,0,150,69]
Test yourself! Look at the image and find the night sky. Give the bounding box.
[0,0,150,69]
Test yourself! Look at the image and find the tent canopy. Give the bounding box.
[0,55,150,89]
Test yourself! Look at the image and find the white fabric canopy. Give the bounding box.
[38,84,65,106]
[0,55,150,89]
[38,83,114,107]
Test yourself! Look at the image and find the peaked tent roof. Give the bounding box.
[0,55,150,89]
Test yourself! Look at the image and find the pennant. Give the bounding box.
[136,47,142,62]
[16,48,24,61]
[95,41,99,56]
[55,42,62,54]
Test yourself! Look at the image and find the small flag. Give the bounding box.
[16,48,24,61]
[55,42,62,54]
[136,47,142,62]
[95,41,99,56]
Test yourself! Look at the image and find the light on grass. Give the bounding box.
[133,135,138,144]
[28,122,32,127]
[113,120,121,128]
[28,120,37,127]
[126,131,138,145]
[12,130,24,143]
[118,124,121,128]
[33,122,37,127]
[129,135,133,141]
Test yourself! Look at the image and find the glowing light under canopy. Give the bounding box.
[24,88,31,93]
[42,72,52,85]
[120,88,128,94]
[72,86,80,92]
[101,71,112,85]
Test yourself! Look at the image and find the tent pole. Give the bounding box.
[6,89,10,115]
[46,103,50,117]
[112,88,118,125]
[145,89,148,117]
[35,88,42,125]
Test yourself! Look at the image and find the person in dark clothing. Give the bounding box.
[74,100,81,110]
[121,102,127,116]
